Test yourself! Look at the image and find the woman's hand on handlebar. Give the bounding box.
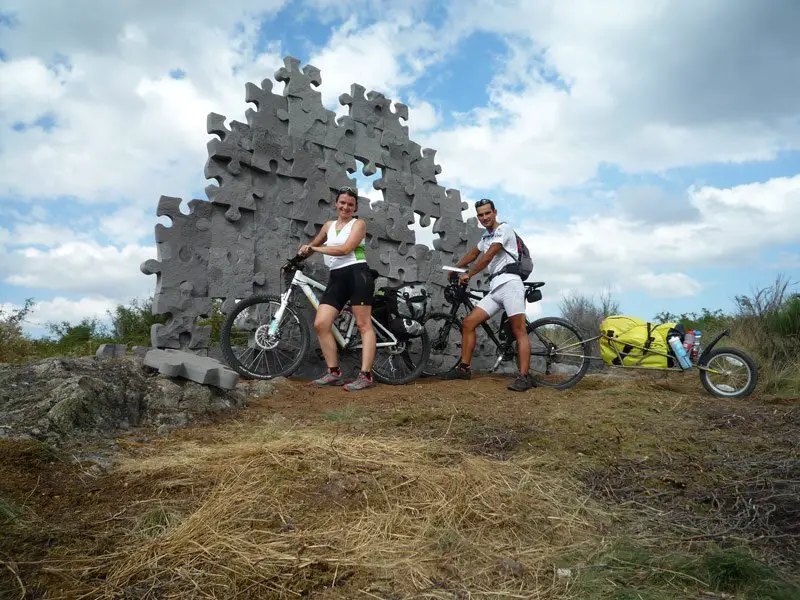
[298,244,313,257]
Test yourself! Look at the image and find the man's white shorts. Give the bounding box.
[476,278,526,318]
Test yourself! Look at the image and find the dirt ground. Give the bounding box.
[1,370,798,599]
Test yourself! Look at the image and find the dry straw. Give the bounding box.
[72,425,609,599]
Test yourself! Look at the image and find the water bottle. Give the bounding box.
[691,330,702,362]
[683,330,695,354]
[668,334,692,369]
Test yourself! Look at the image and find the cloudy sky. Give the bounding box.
[1,0,799,335]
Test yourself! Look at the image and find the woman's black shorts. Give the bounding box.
[320,263,375,311]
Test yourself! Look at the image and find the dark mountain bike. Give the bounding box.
[423,266,591,389]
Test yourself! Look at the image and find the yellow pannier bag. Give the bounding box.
[599,316,677,368]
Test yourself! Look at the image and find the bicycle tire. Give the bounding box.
[698,347,758,398]
[371,326,431,385]
[519,316,590,389]
[220,295,310,380]
[422,312,464,377]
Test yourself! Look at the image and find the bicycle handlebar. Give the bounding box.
[282,254,307,271]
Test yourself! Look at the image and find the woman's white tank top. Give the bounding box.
[323,218,367,271]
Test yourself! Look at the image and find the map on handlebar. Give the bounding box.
[442,266,467,273]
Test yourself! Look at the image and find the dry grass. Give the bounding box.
[70,426,609,599]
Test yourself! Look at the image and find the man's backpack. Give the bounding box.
[499,231,533,280]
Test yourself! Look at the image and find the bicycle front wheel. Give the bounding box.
[220,295,309,379]
[422,312,463,377]
[371,323,431,385]
[519,317,590,389]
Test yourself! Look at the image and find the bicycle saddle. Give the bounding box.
[524,281,545,289]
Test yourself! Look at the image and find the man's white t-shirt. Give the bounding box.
[477,223,519,291]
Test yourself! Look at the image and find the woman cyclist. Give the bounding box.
[298,186,376,391]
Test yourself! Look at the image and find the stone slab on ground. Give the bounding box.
[143,349,239,390]
[95,343,128,358]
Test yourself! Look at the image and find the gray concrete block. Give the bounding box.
[143,349,239,390]
[95,344,127,358]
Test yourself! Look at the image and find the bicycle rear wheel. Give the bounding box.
[519,317,590,389]
[220,295,309,379]
[422,312,463,377]
[371,322,431,385]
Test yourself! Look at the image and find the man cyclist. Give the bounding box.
[441,198,535,391]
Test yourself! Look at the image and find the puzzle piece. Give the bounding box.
[208,209,258,299]
[248,127,294,175]
[204,158,264,221]
[352,121,384,175]
[316,147,357,191]
[408,179,442,223]
[140,195,212,301]
[326,115,356,156]
[381,129,421,172]
[277,96,334,146]
[206,113,253,175]
[275,56,324,114]
[339,84,409,140]
[244,77,289,134]
[432,216,468,253]
[148,280,213,351]
[374,168,415,210]
[381,202,416,244]
[411,147,442,183]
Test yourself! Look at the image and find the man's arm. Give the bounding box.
[455,246,480,268]
[465,243,504,278]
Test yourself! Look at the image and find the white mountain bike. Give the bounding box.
[220,255,431,384]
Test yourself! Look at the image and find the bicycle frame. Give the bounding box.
[438,281,590,371]
[270,267,399,349]
[441,284,527,370]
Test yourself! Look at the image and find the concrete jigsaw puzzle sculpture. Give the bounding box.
[141,55,503,373]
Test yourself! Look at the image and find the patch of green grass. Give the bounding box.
[567,541,800,600]
[0,496,25,531]
[320,405,369,423]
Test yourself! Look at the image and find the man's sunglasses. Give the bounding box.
[475,198,493,208]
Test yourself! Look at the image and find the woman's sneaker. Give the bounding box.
[508,374,536,391]
[312,371,344,386]
[344,372,375,392]
[441,363,472,380]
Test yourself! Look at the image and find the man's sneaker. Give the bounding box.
[311,371,344,386]
[508,374,536,391]
[441,364,472,380]
[344,373,375,392]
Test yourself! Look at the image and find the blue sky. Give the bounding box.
[1,0,799,336]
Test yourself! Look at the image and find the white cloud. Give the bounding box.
[515,175,800,299]
[309,15,448,111]
[2,241,155,299]
[0,1,288,205]
[99,205,158,244]
[406,100,441,134]
[632,272,703,298]
[21,296,120,331]
[419,0,800,202]
[5,222,93,247]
